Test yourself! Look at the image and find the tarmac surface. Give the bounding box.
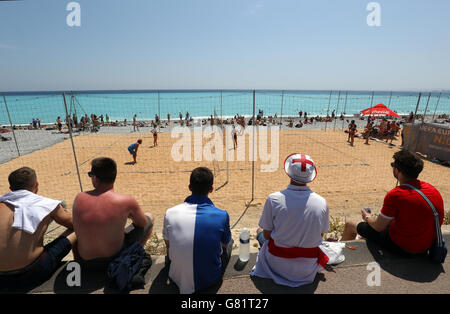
[15,233,450,295]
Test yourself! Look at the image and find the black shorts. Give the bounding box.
[0,236,72,291]
[357,222,420,257]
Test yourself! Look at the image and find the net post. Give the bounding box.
[431,92,442,122]
[324,90,332,131]
[62,92,83,192]
[252,90,255,202]
[422,92,431,124]
[2,94,21,157]
[414,92,422,121]
[341,91,348,130]
[280,90,284,130]
[333,91,341,131]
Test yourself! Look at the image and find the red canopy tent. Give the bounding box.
[360,103,400,118]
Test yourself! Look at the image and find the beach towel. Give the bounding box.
[0,190,61,234]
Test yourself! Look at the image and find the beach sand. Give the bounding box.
[1,122,449,249]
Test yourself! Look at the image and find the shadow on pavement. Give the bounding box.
[250,273,325,294]
[366,241,445,283]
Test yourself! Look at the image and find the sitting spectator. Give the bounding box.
[163,167,232,294]
[341,150,444,256]
[72,157,154,270]
[0,167,76,291]
[250,154,330,287]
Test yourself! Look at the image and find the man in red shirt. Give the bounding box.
[341,150,444,256]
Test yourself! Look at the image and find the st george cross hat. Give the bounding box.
[284,153,317,184]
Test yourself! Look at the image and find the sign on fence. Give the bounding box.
[403,123,450,161]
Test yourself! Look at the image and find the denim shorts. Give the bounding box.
[0,236,72,291]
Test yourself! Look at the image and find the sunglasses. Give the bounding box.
[88,171,94,177]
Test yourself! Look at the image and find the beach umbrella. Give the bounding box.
[360,103,399,118]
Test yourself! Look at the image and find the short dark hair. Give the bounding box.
[90,157,117,183]
[190,167,214,195]
[392,150,423,179]
[9,167,37,191]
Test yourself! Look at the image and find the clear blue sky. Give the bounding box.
[0,0,449,92]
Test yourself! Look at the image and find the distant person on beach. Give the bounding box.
[105,114,110,126]
[167,113,171,123]
[341,150,444,257]
[386,122,400,145]
[0,167,76,291]
[72,157,153,269]
[163,167,232,294]
[128,139,142,164]
[250,154,330,287]
[151,126,158,147]
[408,111,415,123]
[56,116,62,132]
[363,122,373,145]
[232,125,238,150]
[133,114,139,132]
[348,120,357,146]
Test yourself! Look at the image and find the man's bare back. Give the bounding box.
[73,189,148,260]
[0,202,73,271]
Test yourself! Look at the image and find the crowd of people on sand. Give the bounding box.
[0,148,445,293]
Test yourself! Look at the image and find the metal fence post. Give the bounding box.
[431,92,442,122]
[63,92,83,192]
[422,92,431,124]
[252,90,255,202]
[2,94,21,157]
[324,90,332,131]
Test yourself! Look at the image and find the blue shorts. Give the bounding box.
[0,236,72,291]
[257,230,266,247]
[128,147,136,155]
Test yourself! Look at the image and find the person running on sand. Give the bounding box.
[128,139,142,164]
[151,126,158,147]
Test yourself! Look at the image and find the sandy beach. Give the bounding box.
[1,118,449,249]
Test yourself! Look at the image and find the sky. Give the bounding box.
[0,0,449,92]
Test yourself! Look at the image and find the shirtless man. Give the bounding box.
[73,157,153,264]
[0,167,76,290]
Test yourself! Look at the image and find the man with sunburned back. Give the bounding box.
[73,157,154,268]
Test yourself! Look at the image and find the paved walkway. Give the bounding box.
[23,233,450,295]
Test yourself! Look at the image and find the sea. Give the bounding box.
[1,90,449,126]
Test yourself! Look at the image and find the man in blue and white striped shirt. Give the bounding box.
[163,167,232,294]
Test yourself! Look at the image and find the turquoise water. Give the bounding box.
[1,90,449,125]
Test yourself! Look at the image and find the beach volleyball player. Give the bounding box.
[128,139,142,164]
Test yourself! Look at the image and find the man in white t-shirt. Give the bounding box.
[250,153,330,287]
